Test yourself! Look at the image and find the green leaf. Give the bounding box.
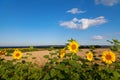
[94,57,100,60]
[50,69,56,77]
[55,64,66,71]
[32,57,36,59]
[57,71,65,79]
[113,71,120,80]
[69,60,81,69]
[50,53,57,56]
[65,53,72,57]
[44,55,49,59]
[51,57,58,62]
[72,54,79,61]
[22,56,28,59]
[43,73,50,80]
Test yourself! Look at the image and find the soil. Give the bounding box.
[2,48,120,66]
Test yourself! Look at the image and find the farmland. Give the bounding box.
[0,39,120,80]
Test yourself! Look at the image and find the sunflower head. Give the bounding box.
[0,51,5,55]
[0,51,1,57]
[67,40,79,54]
[59,48,66,58]
[0,50,7,56]
[102,50,115,64]
[13,49,22,59]
[87,51,93,61]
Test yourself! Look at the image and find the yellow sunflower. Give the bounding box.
[87,51,93,61]
[0,51,1,57]
[0,50,7,56]
[13,49,22,59]
[102,50,115,64]
[68,40,79,54]
[0,51,4,55]
[60,49,66,58]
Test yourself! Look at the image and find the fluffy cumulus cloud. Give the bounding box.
[93,35,104,40]
[67,8,85,14]
[95,0,119,6]
[60,16,107,30]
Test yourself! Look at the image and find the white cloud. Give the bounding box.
[60,21,77,29]
[93,35,104,40]
[67,8,85,14]
[95,0,119,6]
[60,16,107,30]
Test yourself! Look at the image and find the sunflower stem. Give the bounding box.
[106,64,110,69]
[70,54,73,60]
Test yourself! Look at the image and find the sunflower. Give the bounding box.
[60,49,66,58]
[87,51,93,61]
[0,51,5,55]
[102,50,115,64]
[68,40,79,54]
[13,49,22,59]
[0,50,7,56]
[0,51,1,57]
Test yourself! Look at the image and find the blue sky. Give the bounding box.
[0,0,120,46]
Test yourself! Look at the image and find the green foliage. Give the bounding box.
[0,58,43,80]
[29,46,34,50]
[0,47,39,54]
[89,45,96,50]
[107,39,120,52]
[41,39,120,80]
[0,39,120,80]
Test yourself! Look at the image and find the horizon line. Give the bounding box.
[0,45,111,48]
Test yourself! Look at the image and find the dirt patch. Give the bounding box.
[2,48,119,66]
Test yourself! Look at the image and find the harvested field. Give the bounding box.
[3,48,120,66]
